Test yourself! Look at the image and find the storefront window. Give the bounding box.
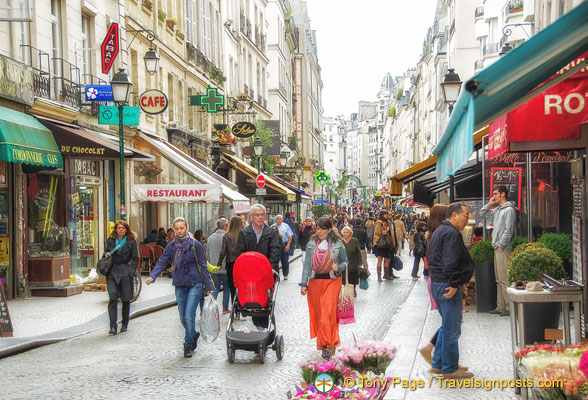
[70,186,98,276]
[27,174,69,258]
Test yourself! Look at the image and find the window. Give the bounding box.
[81,15,91,82]
[186,0,197,43]
[51,0,62,99]
[199,0,211,58]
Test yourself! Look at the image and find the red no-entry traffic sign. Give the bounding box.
[256,175,265,188]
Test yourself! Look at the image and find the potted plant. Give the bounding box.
[470,240,496,312]
[513,236,529,250]
[507,242,567,344]
[176,30,185,40]
[142,0,153,10]
[157,8,166,22]
[166,18,178,29]
[537,233,573,278]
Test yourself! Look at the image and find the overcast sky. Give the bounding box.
[305,0,438,118]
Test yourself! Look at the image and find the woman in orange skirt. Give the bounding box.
[300,217,348,355]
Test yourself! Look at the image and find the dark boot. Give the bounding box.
[109,326,117,335]
[191,332,200,351]
[120,324,128,333]
[184,346,192,358]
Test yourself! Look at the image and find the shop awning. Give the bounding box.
[38,118,154,161]
[433,2,588,182]
[392,127,488,184]
[136,133,250,209]
[0,107,63,169]
[222,152,297,202]
[274,176,313,203]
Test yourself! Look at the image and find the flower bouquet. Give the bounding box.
[516,344,588,399]
[300,359,347,385]
[336,340,397,375]
[291,370,391,400]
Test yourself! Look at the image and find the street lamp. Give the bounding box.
[440,68,462,114]
[295,162,303,223]
[280,151,288,215]
[499,42,513,56]
[143,47,160,74]
[110,68,133,220]
[253,136,263,204]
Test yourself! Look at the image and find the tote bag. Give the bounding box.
[337,267,355,324]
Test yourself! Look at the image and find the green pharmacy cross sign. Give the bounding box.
[314,171,330,185]
[189,88,225,112]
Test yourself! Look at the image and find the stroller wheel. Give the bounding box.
[258,344,266,364]
[227,344,235,363]
[275,335,284,361]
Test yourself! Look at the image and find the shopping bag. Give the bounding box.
[200,296,220,342]
[96,256,113,276]
[337,268,355,325]
[359,277,369,290]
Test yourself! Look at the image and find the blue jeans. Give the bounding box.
[431,282,462,374]
[175,284,204,348]
[212,273,230,310]
[280,247,290,277]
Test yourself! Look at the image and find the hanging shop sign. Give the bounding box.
[85,85,114,102]
[233,201,251,214]
[0,54,34,105]
[132,184,222,203]
[488,115,508,160]
[139,89,169,115]
[101,23,119,74]
[71,159,100,177]
[231,122,257,141]
[98,106,140,125]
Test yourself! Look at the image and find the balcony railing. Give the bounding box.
[53,58,81,107]
[257,94,262,105]
[244,84,249,98]
[186,42,196,65]
[21,45,51,99]
[483,43,500,57]
[263,98,267,109]
[475,6,484,18]
[249,88,254,100]
[474,60,484,71]
[196,49,210,76]
[279,83,287,97]
[81,74,108,116]
[240,12,246,34]
[246,19,252,40]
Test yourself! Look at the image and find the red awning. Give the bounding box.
[489,51,588,157]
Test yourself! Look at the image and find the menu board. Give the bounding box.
[572,216,583,283]
[490,167,522,210]
[0,281,13,337]
[573,181,583,218]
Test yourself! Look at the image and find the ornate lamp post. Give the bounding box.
[440,68,462,114]
[295,162,303,222]
[143,47,160,74]
[279,151,288,215]
[253,136,263,204]
[110,68,133,220]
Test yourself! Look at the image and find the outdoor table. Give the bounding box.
[507,287,582,398]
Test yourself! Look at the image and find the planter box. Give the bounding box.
[474,261,497,312]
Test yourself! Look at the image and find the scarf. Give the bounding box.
[312,239,333,274]
[173,234,191,271]
[111,237,127,255]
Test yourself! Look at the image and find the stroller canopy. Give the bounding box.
[234,252,274,308]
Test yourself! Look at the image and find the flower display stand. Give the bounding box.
[507,287,583,398]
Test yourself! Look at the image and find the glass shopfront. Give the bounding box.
[0,163,9,295]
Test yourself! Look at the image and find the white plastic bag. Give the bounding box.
[200,296,220,342]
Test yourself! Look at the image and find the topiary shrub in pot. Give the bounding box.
[512,236,529,251]
[507,242,567,344]
[470,240,496,313]
[537,233,572,278]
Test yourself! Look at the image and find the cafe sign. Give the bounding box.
[0,55,34,106]
[139,89,168,115]
[231,122,256,141]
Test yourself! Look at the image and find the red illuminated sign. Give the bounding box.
[101,23,119,74]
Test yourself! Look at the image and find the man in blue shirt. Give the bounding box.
[271,214,293,280]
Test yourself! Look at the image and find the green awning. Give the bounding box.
[433,1,588,182]
[0,107,63,169]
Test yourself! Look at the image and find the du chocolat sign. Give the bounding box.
[231,122,256,141]
[0,55,35,106]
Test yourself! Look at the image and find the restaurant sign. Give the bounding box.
[231,122,256,141]
[0,55,34,105]
[132,184,222,203]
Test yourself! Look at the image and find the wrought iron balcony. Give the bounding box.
[21,45,51,99]
[474,60,484,71]
[483,43,500,57]
[186,42,196,65]
[53,58,81,107]
[240,12,246,34]
[475,6,484,18]
[244,84,249,98]
[81,74,108,116]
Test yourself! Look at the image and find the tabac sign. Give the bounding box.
[101,23,119,74]
[0,54,34,105]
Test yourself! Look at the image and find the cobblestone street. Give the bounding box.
[0,252,414,400]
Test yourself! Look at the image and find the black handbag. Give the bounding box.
[391,255,403,271]
[97,255,113,276]
[377,233,393,249]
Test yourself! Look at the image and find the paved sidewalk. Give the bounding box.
[0,250,301,358]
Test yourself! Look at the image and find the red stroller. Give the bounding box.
[226,251,284,364]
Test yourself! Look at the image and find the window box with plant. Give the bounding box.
[470,240,496,312]
[176,30,185,40]
[166,18,178,30]
[157,8,166,22]
[508,0,523,13]
[142,0,153,11]
[507,242,567,344]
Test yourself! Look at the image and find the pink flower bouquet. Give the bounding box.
[336,340,397,375]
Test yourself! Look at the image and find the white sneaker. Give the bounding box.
[283,276,288,280]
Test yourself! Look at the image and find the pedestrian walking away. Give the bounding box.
[411,221,427,279]
[271,214,294,280]
[104,220,139,336]
[217,216,244,310]
[479,185,516,317]
[393,214,407,250]
[208,218,231,314]
[146,217,214,358]
[236,204,281,329]
[372,210,396,281]
[299,217,348,357]
[427,203,474,380]
[352,218,369,272]
[341,226,361,297]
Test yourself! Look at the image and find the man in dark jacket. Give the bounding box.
[299,217,315,263]
[352,218,369,271]
[236,203,281,329]
[427,202,474,380]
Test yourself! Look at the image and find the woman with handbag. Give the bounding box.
[103,220,139,336]
[217,216,244,307]
[299,217,348,357]
[411,221,428,279]
[372,210,396,282]
[146,217,214,358]
[341,226,361,297]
